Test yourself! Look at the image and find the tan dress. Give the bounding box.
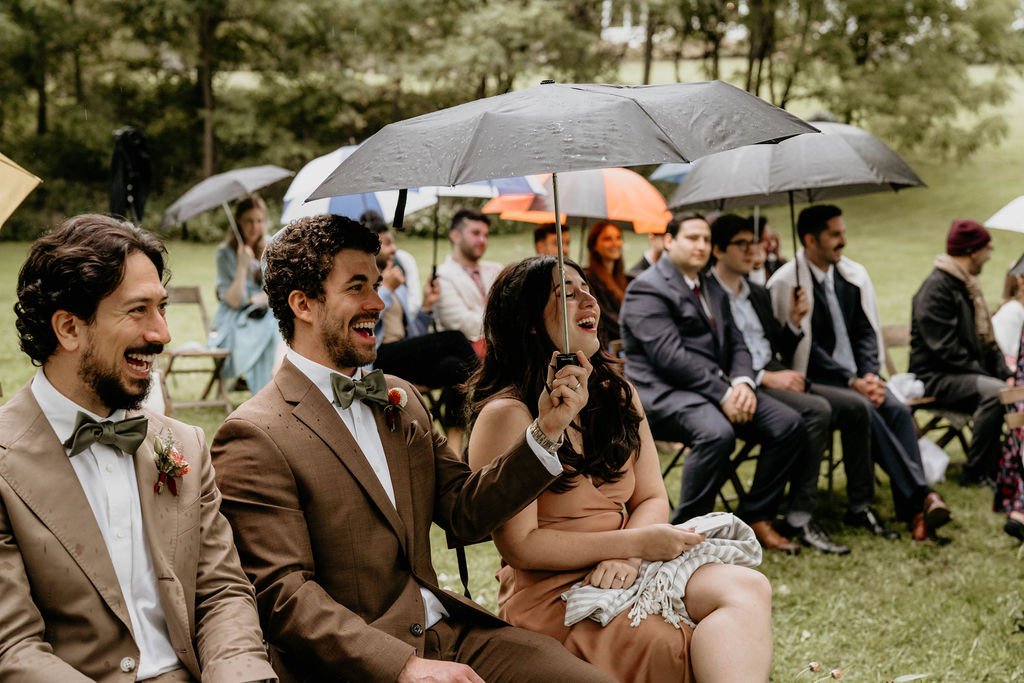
[496,459,695,683]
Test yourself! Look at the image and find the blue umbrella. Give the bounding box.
[650,162,693,184]
[282,146,437,225]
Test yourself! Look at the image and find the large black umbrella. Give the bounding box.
[309,80,818,358]
[162,165,293,243]
[667,121,925,283]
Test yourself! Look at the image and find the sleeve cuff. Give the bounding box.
[787,321,802,335]
[525,427,565,476]
[755,369,766,386]
[732,376,756,391]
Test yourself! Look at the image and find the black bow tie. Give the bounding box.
[330,369,389,410]
[64,411,149,457]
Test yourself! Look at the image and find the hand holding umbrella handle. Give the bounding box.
[555,353,580,369]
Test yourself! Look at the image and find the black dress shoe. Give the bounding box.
[789,520,851,555]
[1005,516,1024,542]
[844,508,900,540]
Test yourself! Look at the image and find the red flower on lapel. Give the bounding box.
[385,387,408,432]
[153,430,190,496]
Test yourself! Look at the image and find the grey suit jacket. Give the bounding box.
[620,256,754,425]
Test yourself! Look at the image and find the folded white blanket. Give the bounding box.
[561,513,762,629]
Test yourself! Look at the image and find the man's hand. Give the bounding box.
[422,277,441,313]
[760,370,805,393]
[398,656,484,683]
[788,286,809,327]
[381,259,405,292]
[851,373,886,407]
[536,351,592,441]
[722,383,756,423]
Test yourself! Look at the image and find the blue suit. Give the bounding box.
[620,257,806,524]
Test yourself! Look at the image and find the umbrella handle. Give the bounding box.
[221,202,245,248]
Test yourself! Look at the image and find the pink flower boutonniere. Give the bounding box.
[153,430,190,496]
[385,387,408,432]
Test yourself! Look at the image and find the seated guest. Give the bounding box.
[534,222,571,257]
[360,209,423,310]
[1,214,275,682]
[626,226,668,279]
[468,256,773,683]
[910,219,1011,487]
[996,324,1024,541]
[211,215,613,683]
[992,255,1024,367]
[769,204,951,541]
[710,213,867,554]
[759,219,787,281]
[620,213,808,553]
[583,221,627,348]
[435,209,502,353]
[371,222,479,454]
[211,194,280,392]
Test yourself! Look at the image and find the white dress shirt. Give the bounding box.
[286,349,563,629]
[31,370,180,680]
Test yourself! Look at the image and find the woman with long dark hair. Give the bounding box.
[583,221,627,348]
[467,256,773,682]
[210,194,280,392]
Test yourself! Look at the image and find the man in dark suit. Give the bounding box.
[620,213,808,553]
[775,204,951,542]
[709,213,881,555]
[910,219,1011,486]
[211,215,613,683]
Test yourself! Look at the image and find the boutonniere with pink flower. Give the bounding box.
[153,430,190,496]
[385,387,408,432]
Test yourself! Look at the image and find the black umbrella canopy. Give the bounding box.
[668,121,925,212]
[308,81,818,200]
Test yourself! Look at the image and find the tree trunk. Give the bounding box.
[68,0,84,103]
[198,9,217,176]
[35,37,47,136]
[642,17,657,84]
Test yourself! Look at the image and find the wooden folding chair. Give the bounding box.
[159,285,234,417]
[659,438,758,512]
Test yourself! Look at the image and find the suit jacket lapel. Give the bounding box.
[279,362,410,553]
[371,404,416,552]
[0,387,134,637]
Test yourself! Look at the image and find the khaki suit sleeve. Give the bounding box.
[187,426,278,683]
[0,485,93,682]
[211,418,416,682]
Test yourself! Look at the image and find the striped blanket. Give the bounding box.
[561,513,762,629]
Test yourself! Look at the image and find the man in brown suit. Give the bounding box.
[211,215,613,682]
[0,215,276,682]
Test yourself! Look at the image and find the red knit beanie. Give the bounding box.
[946,219,991,256]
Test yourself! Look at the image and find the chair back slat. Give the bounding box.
[166,285,212,334]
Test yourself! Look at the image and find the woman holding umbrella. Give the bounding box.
[584,221,628,349]
[466,256,773,683]
[211,194,280,392]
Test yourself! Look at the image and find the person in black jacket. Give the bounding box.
[711,214,890,554]
[910,219,1011,486]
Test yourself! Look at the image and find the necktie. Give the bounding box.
[823,272,858,374]
[693,283,715,328]
[331,369,390,410]
[468,267,487,299]
[64,411,149,457]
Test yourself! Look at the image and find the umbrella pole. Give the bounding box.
[552,172,576,367]
[221,202,245,248]
[578,218,586,263]
[431,202,441,282]
[788,191,800,289]
[752,205,760,241]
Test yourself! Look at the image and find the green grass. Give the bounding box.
[3,68,1024,683]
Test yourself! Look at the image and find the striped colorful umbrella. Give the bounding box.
[481,167,671,235]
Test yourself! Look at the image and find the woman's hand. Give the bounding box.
[586,557,641,590]
[536,351,593,442]
[636,524,705,561]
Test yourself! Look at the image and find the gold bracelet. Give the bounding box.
[529,419,564,453]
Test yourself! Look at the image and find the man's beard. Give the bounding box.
[79,342,160,412]
[319,311,377,370]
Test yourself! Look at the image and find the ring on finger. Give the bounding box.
[573,382,582,390]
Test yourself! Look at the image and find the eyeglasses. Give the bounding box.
[727,239,757,251]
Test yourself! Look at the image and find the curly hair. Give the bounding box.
[264,214,380,342]
[469,256,643,493]
[15,214,168,366]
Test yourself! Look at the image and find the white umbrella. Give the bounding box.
[985,196,1024,234]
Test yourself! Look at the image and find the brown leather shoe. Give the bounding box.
[910,512,929,542]
[750,520,801,555]
[923,492,951,532]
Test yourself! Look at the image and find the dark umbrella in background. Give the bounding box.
[309,80,818,360]
[161,165,293,243]
[109,126,152,224]
[668,121,926,285]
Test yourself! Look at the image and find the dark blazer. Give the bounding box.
[620,256,754,424]
[748,281,803,372]
[909,268,1012,381]
[211,359,558,682]
[807,269,880,386]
